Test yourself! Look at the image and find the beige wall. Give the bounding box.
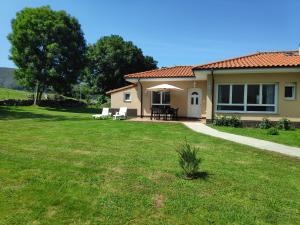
[110,80,207,118]
[213,72,300,122]
[206,74,213,120]
[110,86,141,115]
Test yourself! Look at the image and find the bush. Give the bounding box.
[213,115,242,127]
[267,127,279,135]
[213,115,228,126]
[0,99,33,106]
[259,118,272,129]
[229,115,242,127]
[177,139,201,179]
[276,118,294,130]
[95,95,111,108]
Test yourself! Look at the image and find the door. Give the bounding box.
[187,88,202,118]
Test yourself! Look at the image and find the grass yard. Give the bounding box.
[211,125,300,148]
[0,87,31,100]
[0,106,300,224]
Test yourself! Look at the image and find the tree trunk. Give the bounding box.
[33,81,39,105]
[37,91,43,103]
[33,81,44,105]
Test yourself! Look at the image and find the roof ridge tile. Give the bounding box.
[193,50,300,70]
[124,65,194,79]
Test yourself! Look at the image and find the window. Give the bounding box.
[152,91,170,105]
[216,83,277,113]
[284,83,296,100]
[217,84,245,112]
[247,85,260,104]
[123,92,131,102]
[262,85,275,104]
[232,85,244,104]
[218,85,230,103]
[191,92,199,105]
[152,92,161,104]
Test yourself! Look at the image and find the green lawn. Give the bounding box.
[0,106,300,224]
[211,125,300,148]
[0,87,31,100]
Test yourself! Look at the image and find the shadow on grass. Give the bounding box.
[177,171,210,180]
[0,106,95,121]
[41,106,99,114]
[191,171,210,180]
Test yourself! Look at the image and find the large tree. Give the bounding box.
[8,6,86,103]
[84,35,157,94]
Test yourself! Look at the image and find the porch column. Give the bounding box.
[206,73,213,122]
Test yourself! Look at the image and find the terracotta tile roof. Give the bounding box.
[106,84,137,94]
[124,66,194,79]
[193,51,300,70]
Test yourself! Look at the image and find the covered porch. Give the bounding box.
[139,80,207,120]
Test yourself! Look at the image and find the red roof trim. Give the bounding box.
[193,51,300,70]
[124,66,194,79]
[106,84,137,94]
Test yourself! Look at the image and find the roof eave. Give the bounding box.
[193,65,300,71]
[125,75,195,79]
[106,84,137,94]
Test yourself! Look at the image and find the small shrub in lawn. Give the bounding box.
[267,127,279,135]
[177,139,201,179]
[259,118,272,129]
[276,118,294,131]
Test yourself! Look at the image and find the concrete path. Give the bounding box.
[183,122,300,158]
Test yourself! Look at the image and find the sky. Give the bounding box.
[1,0,299,68]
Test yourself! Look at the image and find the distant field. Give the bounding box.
[0,87,83,102]
[0,87,31,100]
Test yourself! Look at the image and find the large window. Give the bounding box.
[216,84,277,113]
[152,91,170,105]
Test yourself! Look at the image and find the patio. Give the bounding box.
[128,116,202,123]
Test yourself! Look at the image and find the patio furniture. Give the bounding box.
[113,107,128,120]
[92,107,111,119]
[166,107,179,120]
[151,106,163,120]
[150,106,178,121]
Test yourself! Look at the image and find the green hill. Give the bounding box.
[0,67,32,100]
[0,67,20,89]
[0,87,31,100]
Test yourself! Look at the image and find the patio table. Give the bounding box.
[150,106,178,120]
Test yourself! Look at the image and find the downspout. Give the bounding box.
[211,69,215,122]
[138,78,143,118]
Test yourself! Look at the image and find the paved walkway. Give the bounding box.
[183,122,300,158]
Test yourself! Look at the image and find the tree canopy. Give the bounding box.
[8,6,86,101]
[84,35,157,94]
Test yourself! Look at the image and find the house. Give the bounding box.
[106,50,300,125]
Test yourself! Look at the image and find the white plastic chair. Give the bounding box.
[113,107,127,120]
[92,108,111,119]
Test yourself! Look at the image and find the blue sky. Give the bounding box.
[1,0,299,68]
